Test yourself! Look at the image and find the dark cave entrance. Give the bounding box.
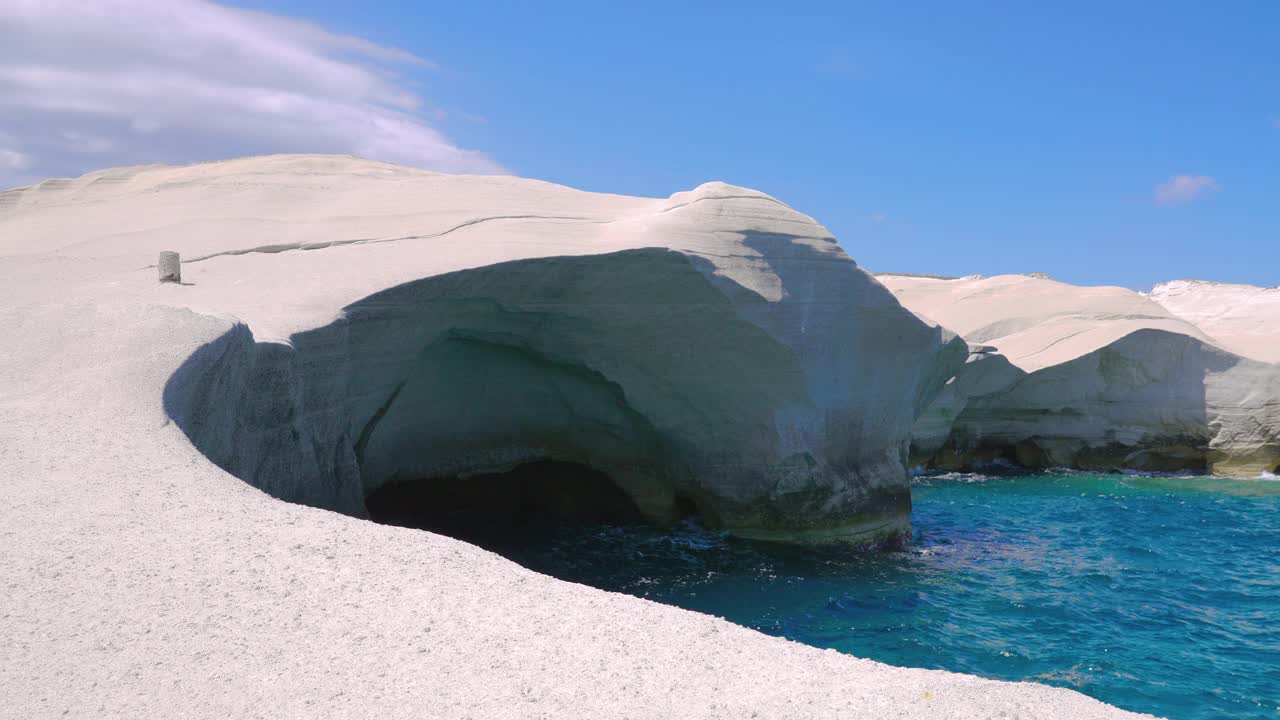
[365,460,660,549]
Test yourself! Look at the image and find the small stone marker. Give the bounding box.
[158,251,181,284]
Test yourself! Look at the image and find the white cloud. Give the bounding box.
[1154,174,1219,207]
[0,148,31,170]
[61,131,114,153]
[868,212,888,223]
[0,0,502,188]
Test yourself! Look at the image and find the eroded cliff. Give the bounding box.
[24,155,966,543]
[879,274,1280,476]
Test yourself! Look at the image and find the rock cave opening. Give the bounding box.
[162,248,922,547]
[365,460,700,550]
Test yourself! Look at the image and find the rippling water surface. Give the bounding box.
[479,471,1280,720]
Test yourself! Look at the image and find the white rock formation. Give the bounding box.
[5,154,964,542]
[880,273,1280,476]
[0,155,1156,719]
[1146,279,1280,363]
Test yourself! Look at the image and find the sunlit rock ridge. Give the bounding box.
[878,273,1280,477]
[1146,279,1280,364]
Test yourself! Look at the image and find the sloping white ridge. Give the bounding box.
[1146,279,1280,364]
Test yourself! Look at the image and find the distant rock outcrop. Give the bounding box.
[879,273,1280,477]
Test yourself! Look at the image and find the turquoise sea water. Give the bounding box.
[478,471,1280,720]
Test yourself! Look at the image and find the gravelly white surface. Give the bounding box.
[1147,279,1280,364]
[0,156,1155,719]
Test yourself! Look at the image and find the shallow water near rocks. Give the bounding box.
[457,471,1280,720]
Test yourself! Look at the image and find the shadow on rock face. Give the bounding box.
[161,246,946,544]
[365,460,653,549]
[921,328,1280,476]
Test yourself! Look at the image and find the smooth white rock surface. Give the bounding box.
[1146,279,1280,363]
[0,155,1151,718]
[10,154,964,541]
[880,273,1280,475]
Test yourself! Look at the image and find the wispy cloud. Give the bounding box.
[868,212,888,223]
[0,148,30,171]
[1154,174,1219,207]
[0,0,502,188]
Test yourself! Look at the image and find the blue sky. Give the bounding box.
[3,1,1276,288]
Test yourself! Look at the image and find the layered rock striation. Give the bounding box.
[879,274,1280,476]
